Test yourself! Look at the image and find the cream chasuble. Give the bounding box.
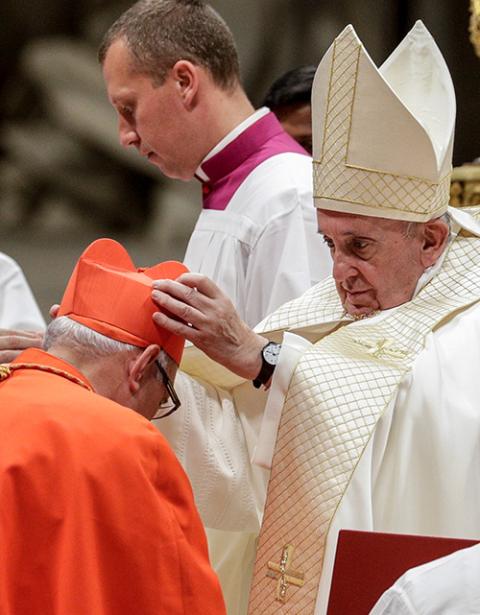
[247,215,480,614]
[158,21,475,615]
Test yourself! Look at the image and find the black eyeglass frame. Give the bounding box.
[154,360,181,419]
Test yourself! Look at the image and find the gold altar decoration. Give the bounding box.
[470,0,480,58]
[450,161,480,207]
[450,2,480,207]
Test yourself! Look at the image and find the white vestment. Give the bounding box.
[370,543,480,615]
[0,252,44,330]
[177,109,331,614]
[160,211,480,614]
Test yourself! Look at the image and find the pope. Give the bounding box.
[149,22,480,615]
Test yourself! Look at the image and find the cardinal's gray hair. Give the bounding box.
[44,316,174,376]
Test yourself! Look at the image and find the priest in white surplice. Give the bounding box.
[0,252,44,330]
[370,543,480,615]
[0,252,44,363]
[100,0,332,332]
[151,22,480,615]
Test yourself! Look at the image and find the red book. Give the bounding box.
[326,529,479,615]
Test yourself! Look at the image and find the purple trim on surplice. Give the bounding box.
[199,112,309,211]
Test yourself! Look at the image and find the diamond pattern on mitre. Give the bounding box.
[312,25,452,220]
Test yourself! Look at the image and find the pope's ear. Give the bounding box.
[420,218,450,268]
[171,60,199,109]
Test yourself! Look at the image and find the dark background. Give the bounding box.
[0,0,478,316]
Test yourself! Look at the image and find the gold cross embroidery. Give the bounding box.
[352,337,410,361]
[266,544,305,603]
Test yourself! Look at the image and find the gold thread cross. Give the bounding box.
[353,337,409,361]
[266,544,305,603]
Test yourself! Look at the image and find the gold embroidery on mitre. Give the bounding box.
[266,544,305,604]
[313,27,451,220]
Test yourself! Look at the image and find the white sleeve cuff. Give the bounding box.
[252,332,312,469]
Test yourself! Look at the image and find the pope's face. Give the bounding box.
[102,38,199,180]
[317,210,426,317]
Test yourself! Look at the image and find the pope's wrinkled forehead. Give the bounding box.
[316,209,411,238]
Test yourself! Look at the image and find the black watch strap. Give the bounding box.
[253,342,282,389]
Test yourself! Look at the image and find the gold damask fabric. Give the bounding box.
[259,278,344,338]
[248,228,480,613]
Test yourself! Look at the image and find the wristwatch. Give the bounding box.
[253,342,282,389]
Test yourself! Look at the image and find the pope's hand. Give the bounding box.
[0,329,44,363]
[152,273,266,380]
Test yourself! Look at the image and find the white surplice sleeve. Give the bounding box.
[0,253,45,330]
[253,331,313,469]
[157,330,311,533]
[370,544,480,615]
[157,371,269,532]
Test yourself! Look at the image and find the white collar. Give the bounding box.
[195,107,270,182]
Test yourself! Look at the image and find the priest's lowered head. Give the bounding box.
[99,0,254,182]
[0,238,226,615]
[149,21,480,614]
[98,0,333,335]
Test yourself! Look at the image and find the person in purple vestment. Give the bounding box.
[99,0,331,331]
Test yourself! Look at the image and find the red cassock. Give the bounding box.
[0,348,226,615]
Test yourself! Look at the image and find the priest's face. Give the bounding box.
[317,210,428,317]
[102,38,199,180]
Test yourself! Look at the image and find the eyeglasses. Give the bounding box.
[153,360,181,419]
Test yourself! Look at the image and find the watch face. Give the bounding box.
[263,343,281,365]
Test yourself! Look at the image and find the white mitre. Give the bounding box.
[312,20,455,222]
